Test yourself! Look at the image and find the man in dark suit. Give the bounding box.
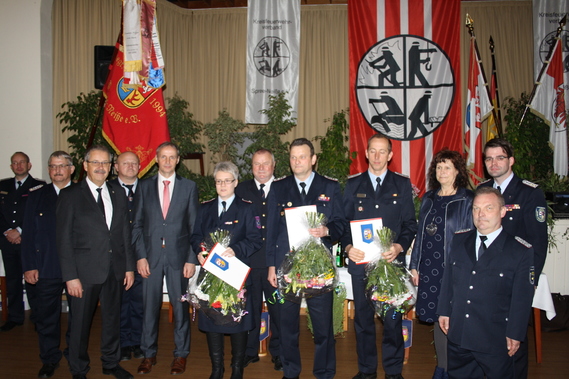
[132,142,199,376]
[21,151,75,378]
[341,133,417,379]
[0,151,45,332]
[235,149,282,371]
[57,145,135,379]
[267,138,347,379]
[438,186,534,379]
[478,138,547,378]
[110,151,144,362]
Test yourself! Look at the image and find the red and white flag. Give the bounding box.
[530,36,568,177]
[465,37,492,184]
[349,0,462,194]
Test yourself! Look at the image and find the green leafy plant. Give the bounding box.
[203,109,247,165]
[244,92,297,178]
[314,109,355,189]
[166,94,204,157]
[307,283,347,338]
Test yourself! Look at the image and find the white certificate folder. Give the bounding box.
[284,204,317,250]
[203,243,251,290]
[350,218,383,264]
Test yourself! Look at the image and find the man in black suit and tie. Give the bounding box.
[0,151,45,332]
[21,151,75,378]
[132,142,199,376]
[341,133,417,379]
[110,152,144,362]
[235,149,282,371]
[267,138,347,379]
[438,186,534,379]
[57,145,135,379]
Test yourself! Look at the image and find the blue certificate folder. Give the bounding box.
[259,311,270,341]
[402,319,413,348]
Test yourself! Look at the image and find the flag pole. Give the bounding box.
[488,36,503,137]
[519,15,567,126]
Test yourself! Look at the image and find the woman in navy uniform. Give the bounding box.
[190,161,263,379]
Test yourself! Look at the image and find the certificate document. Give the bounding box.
[203,243,251,290]
[284,204,317,250]
[350,218,383,264]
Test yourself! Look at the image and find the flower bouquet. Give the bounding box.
[277,211,337,302]
[181,229,248,326]
[365,226,416,320]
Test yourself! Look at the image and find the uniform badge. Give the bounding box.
[356,193,367,198]
[360,224,374,244]
[505,204,520,211]
[358,206,364,212]
[529,265,535,286]
[318,194,330,202]
[536,206,546,223]
[255,216,262,229]
[287,202,292,207]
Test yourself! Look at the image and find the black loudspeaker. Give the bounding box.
[94,45,115,89]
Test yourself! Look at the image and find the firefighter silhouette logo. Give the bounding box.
[356,35,455,140]
[254,37,290,78]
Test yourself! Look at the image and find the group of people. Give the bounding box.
[0,134,546,379]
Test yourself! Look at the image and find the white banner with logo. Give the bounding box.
[532,0,569,80]
[246,0,300,124]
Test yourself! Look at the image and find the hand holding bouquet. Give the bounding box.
[365,226,416,319]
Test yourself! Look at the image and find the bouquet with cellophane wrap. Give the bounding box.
[277,212,338,302]
[365,226,416,320]
[181,229,248,326]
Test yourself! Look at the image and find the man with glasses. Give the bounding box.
[132,142,199,375]
[0,151,45,332]
[479,138,547,379]
[110,152,144,362]
[57,145,135,379]
[21,151,75,378]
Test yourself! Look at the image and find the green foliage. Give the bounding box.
[307,283,347,338]
[203,109,247,165]
[186,172,217,202]
[314,110,355,189]
[56,91,113,173]
[502,93,553,182]
[244,92,297,178]
[166,94,204,157]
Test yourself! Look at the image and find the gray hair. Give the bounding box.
[49,151,73,166]
[474,186,505,207]
[84,145,112,162]
[213,161,239,180]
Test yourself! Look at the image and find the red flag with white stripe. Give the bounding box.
[465,37,492,184]
[348,0,462,194]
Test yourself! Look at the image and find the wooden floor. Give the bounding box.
[1,309,568,378]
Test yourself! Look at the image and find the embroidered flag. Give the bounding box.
[349,0,462,195]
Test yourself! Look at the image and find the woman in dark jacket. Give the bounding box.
[409,150,474,379]
[191,162,263,379]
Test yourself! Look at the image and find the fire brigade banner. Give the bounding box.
[246,0,300,124]
[348,0,462,194]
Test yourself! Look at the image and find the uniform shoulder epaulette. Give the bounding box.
[29,184,44,192]
[522,179,538,188]
[348,172,362,179]
[274,176,286,182]
[394,171,410,178]
[479,178,492,185]
[201,197,216,204]
[323,175,338,182]
[455,228,473,234]
[240,198,253,204]
[515,236,533,248]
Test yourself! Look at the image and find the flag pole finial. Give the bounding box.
[465,14,474,36]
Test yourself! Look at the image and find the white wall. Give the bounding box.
[0,0,52,181]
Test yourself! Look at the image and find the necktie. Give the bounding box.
[497,186,501,194]
[478,235,488,260]
[300,182,307,204]
[96,187,105,217]
[259,183,266,199]
[16,180,22,190]
[162,180,170,219]
[375,177,382,197]
[220,201,227,218]
[124,184,134,210]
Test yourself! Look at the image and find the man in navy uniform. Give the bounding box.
[479,138,547,378]
[235,149,282,371]
[267,138,347,379]
[438,186,534,379]
[0,151,45,332]
[341,133,417,379]
[21,151,75,378]
[110,151,144,362]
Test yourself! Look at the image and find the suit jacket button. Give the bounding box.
[466,300,471,304]
[465,314,469,318]
[472,271,476,275]
[469,285,473,289]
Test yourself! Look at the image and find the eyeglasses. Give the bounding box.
[266,290,284,305]
[48,164,73,170]
[215,179,236,186]
[484,156,508,163]
[86,160,112,166]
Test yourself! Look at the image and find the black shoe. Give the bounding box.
[38,362,60,378]
[120,347,132,361]
[132,345,144,359]
[282,377,299,379]
[272,356,283,371]
[0,320,23,332]
[72,375,87,379]
[353,372,377,379]
[102,365,134,379]
[385,374,404,379]
[243,355,259,368]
